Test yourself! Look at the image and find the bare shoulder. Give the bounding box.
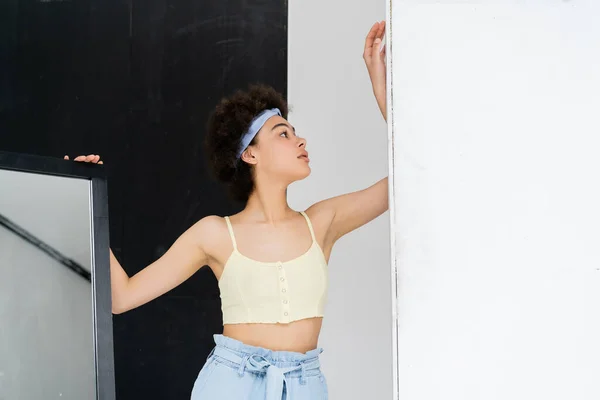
[189,215,227,248]
[192,214,225,232]
[187,215,233,269]
[304,201,335,224]
[304,201,337,248]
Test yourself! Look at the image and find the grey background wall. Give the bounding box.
[288,1,394,399]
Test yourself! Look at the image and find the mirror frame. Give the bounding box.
[0,150,115,400]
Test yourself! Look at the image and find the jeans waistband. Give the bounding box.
[210,335,322,400]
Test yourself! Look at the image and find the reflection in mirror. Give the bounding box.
[0,168,95,399]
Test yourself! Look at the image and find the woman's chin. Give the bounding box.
[300,165,311,179]
[291,166,311,181]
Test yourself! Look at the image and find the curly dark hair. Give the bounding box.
[205,84,289,204]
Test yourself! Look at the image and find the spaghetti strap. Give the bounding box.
[299,211,317,243]
[224,216,238,251]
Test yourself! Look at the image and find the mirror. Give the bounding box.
[0,151,114,400]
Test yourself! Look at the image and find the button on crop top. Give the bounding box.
[219,211,328,324]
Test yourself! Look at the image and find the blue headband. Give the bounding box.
[237,108,282,159]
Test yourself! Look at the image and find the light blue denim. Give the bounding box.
[191,334,328,400]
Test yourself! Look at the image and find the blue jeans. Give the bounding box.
[191,334,328,400]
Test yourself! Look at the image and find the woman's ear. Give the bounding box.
[241,147,258,165]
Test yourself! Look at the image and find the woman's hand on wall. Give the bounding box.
[363,20,387,121]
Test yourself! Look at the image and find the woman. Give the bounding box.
[67,21,387,400]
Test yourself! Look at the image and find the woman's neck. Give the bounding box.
[244,184,294,225]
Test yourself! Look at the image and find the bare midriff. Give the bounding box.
[222,317,323,353]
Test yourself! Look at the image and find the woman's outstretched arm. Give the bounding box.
[307,21,389,242]
[64,154,218,314]
[110,216,220,314]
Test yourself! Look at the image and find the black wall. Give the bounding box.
[0,0,287,398]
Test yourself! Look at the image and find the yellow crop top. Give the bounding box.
[219,211,328,324]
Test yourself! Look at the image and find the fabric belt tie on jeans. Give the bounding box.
[212,346,321,400]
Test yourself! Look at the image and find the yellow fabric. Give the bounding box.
[219,212,328,324]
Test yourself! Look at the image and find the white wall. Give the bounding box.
[390,2,600,400]
[288,1,393,399]
[0,169,95,400]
